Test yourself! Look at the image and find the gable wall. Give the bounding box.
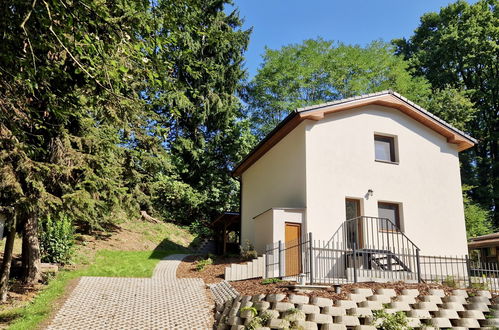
[305,105,467,255]
[241,122,307,251]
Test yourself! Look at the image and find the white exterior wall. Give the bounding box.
[241,122,307,252]
[305,105,468,256]
[253,209,274,253]
[253,208,305,253]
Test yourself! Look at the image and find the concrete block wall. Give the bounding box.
[214,288,499,329]
[225,255,265,281]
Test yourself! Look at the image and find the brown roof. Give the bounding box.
[212,212,240,228]
[233,91,477,177]
[468,232,499,249]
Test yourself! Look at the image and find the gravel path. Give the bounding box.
[47,254,212,330]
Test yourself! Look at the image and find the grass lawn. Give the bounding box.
[2,249,181,330]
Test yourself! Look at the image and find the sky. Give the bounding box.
[229,0,477,79]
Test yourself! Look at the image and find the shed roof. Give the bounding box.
[468,232,499,249]
[233,90,476,177]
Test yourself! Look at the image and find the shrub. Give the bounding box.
[240,306,258,318]
[195,257,213,271]
[373,310,411,330]
[39,214,75,264]
[261,278,282,285]
[240,240,257,260]
[245,310,275,330]
[442,275,458,288]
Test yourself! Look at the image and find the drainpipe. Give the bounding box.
[238,177,242,245]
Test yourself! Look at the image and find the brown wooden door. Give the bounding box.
[345,198,363,248]
[285,223,301,276]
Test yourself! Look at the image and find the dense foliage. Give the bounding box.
[0,0,155,285]
[242,38,476,139]
[40,215,74,264]
[0,0,250,288]
[463,186,494,238]
[394,0,499,225]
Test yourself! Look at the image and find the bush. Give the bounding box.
[261,278,282,285]
[443,275,458,288]
[40,214,75,264]
[373,310,410,330]
[195,257,213,271]
[245,310,275,330]
[240,240,257,260]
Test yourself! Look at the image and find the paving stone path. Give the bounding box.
[47,254,212,330]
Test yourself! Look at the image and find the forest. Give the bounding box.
[0,0,497,300]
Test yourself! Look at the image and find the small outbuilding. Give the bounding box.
[468,233,499,263]
[212,212,241,255]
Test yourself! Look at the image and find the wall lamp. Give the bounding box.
[367,189,374,197]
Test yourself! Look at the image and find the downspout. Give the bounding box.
[238,177,242,245]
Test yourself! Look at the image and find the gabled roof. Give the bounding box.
[233,90,477,177]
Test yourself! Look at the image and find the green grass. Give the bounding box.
[122,221,194,248]
[2,249,181,330]
[83,250,175,277]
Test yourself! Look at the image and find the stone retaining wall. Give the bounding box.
[214,288,499,329]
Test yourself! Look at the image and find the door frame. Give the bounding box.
[284,222,302,276]
[345,198,363,249]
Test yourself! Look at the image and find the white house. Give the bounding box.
[233,91,476,260]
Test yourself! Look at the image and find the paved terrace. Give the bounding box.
[47,254,212,330]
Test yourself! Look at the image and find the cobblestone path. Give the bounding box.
[47,254,212,330]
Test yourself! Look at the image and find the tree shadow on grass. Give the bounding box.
[148,238,192,260]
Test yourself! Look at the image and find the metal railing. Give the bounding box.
[264,216,499,290]
[337,216,420,256]
[265,233,312,282]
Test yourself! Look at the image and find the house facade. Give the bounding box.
[234,91,475,257]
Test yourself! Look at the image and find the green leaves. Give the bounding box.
[243,38,433,139]
[463,185,494,238]
[395,0,499,224]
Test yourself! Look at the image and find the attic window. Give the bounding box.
[374,134,397,163]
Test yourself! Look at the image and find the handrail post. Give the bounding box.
[353,241,358,283]
[263,253,268,279]
[278,240,283,278]
[465,254,472,288]
[416,248,422,283]
[309,232,314,284]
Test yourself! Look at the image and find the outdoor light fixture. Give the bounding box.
[368,189,374,197]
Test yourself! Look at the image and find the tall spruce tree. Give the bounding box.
[0,0,152,287]
[143,0,252,224]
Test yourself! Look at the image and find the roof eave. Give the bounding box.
[232,91,477,177]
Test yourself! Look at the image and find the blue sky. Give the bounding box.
[229,0,477,78]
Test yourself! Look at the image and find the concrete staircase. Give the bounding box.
[224,255,266,281]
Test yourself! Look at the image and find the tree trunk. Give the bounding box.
[22,213,41,284]
[0,215,16,302]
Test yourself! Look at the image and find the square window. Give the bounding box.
[378,202,401,231]
[374,135,396,162]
